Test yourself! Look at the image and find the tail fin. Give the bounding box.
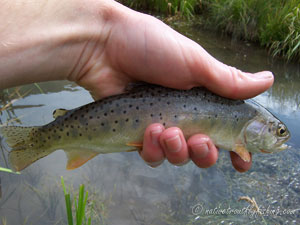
[0,126,52,171]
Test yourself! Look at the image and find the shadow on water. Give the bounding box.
[0,22,300,224]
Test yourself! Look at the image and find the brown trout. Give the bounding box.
[0,85,290,171]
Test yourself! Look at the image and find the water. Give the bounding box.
[0,22,300,225]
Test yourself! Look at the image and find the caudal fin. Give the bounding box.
[0,126,52,171]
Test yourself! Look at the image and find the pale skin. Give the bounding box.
[0,0,274,172]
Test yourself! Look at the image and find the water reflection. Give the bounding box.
[0,22,300,224]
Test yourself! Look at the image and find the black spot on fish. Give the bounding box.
[101,123,104,126]
[129,105,132,108]
[67,132,69,136]
[174,115,177,118]
[194,107,197,111]
[104,113,107,116]
[79,133,82,136]
[58,136,61,139]
[71,125,74,128]
[163,122,166,126]
[123,110,127,114]
[111,110,114,113]
[115,120,118,124]
[112,129,116,132]
[150,103,153,106]
[97,116,100,119]
[86,123,88,126]
[167,102,170,105]
[136,119,139,123]
[183,105,186,108]
[60,128,63,131]
[126,118,129,122]
[136,106,139,110]
[215,115,218,118]
[150,114,154,117]
[89,116,93,119]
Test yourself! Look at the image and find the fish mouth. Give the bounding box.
[274,135,291,151]
[260,143,289,154]
[274,140,290,152]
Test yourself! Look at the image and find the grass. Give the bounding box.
[61,176,92,225]
[119,0,197,19]
[201,0,300,62]
[119,0,300,61]
[0,166,19,174]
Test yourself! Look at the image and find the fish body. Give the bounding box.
[0,85,290,171]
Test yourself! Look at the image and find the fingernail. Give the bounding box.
[248,71,274,80]
[150,126,163,147]
[164,134,182,153]
[192,143,209,158]
[145,159,164,168]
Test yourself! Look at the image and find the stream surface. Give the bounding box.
[0,22,300,225]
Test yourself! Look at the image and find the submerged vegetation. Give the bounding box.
[119,0,300,61]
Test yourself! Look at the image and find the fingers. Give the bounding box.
[141,124,218,168]
[140,123,165,167]
[189,46,274,99]
[159,127,189,165]
[230,151,252,172]
[141,124,252,172]
[187,134,218,168]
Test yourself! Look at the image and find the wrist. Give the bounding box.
[0,0,116,89]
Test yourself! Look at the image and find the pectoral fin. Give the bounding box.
[234,144,251,162]
[65,149,99,170]
[126,142,143,151]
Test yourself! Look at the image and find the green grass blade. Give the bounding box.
[61,176,73,225]
[77,185,85,225]
[33,83,44,94]
[0,167,20,174]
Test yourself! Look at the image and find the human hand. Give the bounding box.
[71,1,273,172]
[0,0,273,172]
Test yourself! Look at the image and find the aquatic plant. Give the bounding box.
[61,176,92,225]
[0,167,19,174]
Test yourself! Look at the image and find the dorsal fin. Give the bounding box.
[53,108,68,119]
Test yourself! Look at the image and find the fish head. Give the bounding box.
[243,116,290,153]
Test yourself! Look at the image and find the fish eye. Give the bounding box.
[277,124,287,137]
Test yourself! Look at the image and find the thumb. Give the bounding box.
[191,46,274,99]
